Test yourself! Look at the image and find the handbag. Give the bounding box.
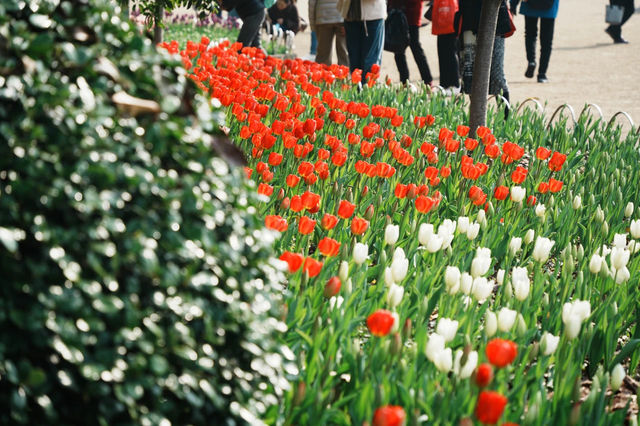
[605,4,624,25]
[431,0,459,35]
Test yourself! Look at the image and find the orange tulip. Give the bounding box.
[298,216,316,235]
[318,237,341,257]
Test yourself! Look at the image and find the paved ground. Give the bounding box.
[291,0,640,129]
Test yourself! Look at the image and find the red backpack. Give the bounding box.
[432,0,459,35]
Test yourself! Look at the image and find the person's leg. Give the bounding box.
[394,51,410,84]
[489,36,508,96]
[310,30,318,55]
[344,21,364,73]
[315,24,334,65]
[524,15,538,77]
[334,24,349,67]
[408,25,433,84]
[362,19,385,79]
[538,17,555,80]
[437,33,459,89]
[237,10,265,49]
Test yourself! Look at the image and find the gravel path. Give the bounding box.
[291,0,640,129]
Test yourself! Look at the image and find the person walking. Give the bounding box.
[510,0,559,83]
[220,0,267,51]
[309,0,349,66]
[337,0,387,85]
[605,0,634,43]
[389,0,434,86]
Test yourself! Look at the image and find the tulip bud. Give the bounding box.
[460,272,473,294]
[625,202,634,218]
[572,195,582,209]
[339,261,349,282]
[324,276,341,298]
[516,313,527,337]
[280,197,290,210]
[390,332,403,356]
[466,222,480,240]
[444,266,461,294]
[511,266,530,301]
[497,307,516,332]
[353,242,368,265]
[540,331,559,355]
[364,204,374,221]
[589,254,602,274]
[384,224,400,245]
[402,318,412,340]
[346,187,353,203]
[496,269,505,285]
[384,267,395,286]
[599,258,610,278]
[524,229,535,244]
[525,391,542,424]
[345,278,353,293]
[477,209,486,225]
[535,203,546,218]
[293,381,306,406]
[577,244,584,260]
[485,310,497,337]
[542,292,550,306]
[361,184,368,198]
[595,206,605,222]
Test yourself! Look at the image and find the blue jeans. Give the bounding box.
[310,31,318,55]
[344,19,384,84]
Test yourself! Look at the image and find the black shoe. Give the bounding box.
[605,27,616,41]
[614,37,629,44]
[525,62,536,78]
[605,27,628,43]
[537,74,548,83]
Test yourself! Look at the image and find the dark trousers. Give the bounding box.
[607,0,635,38]
[394,25,433,84]
[344,19,385,83]
[525,16,555,76]
[237,9,266,49]
[437,33,459,89]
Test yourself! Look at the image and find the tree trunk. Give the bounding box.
[153,2,164,44]
[468,0,501,137]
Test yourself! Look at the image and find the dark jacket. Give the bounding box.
[388,0,422,26]
[456,0,513,37]
[221,0,265,19]
[268,3,301,33]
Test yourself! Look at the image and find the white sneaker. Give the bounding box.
[301,54,316,61]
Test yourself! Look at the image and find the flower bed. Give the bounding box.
[163,38,640,424]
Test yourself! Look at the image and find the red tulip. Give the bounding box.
[494,185,509,201]
[469,186,487,206]
[511,166,528,184]
[351,217,369,235]
[318,237,341,257]
[464,137,479,151]
[321,213,338,230]
[537,182,549,194]
[264,215,288,232]
[549,178,563,193]
[323,276,341,298]
[395,183,408,199]
[486,338,518,368]
[485,144,500,159]
[367,309,395,337]
[286,174,300,188]
[257,183,273,196]
[337,200,356,219]
[302,257,323,277]
[457,125,470,137]
[527,195,537,206]
[415,195,435,213]
[279,251,304,272]
[301,191,321,210]
[372,405,406,426]
[473,363,493,388]
[298,216,316,235]
[298,161,314,177]
[548,151,567,171]
[536,146,551,160]
[475,391,507,425]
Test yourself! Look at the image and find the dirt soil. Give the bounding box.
[291,0,640,130]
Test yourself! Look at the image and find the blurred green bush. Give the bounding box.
[0,0,292,424]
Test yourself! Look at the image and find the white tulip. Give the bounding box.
[564,315,582,339]
[613,233,627,249]
[540,332,560,355]
[438,219,457,236]
[384,224,400,245]
[471,248,491,277]
[625,202,634,218]
[497,307,517,332]
[387,283,404,308]
[391,256,409,283]
[454,350,478,378]
[535,204,546,218]
[444,266,461,294]
[509,237,522,255]
[426,234,444,253]
[589,254,603,274]
[595,206,605,222]
[524,229,535,244]
[433,347,453,372]
[339,261,349,282]
[510,186,526,202]
[572,195,582,209]
[457,216,470,234]
[345,278,353,293]
[613,266,630,284]
[436,318,459,343]
[485,310,498,337]
[630,219,640,239]
[477,209,486,225]
[599,244,612,257]
[610,247,630,270]
[466,222,480,240]
[472,277,493,302]
[611,364,626,391]
[425,333,446,361]
[392,247,405,261]
[329,295,344,310]
[391,311,400,333]
[562,300,591,339]
[418,223,434,246]
[384,266,395,286]
[496,269,505,286]
[353,242,368,265]
[460,272,473,294]
[532,236,555,263]
[511,266,530,301]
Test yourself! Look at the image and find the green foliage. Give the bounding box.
[0,0,292,424]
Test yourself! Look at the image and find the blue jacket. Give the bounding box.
[511,0,559,19]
